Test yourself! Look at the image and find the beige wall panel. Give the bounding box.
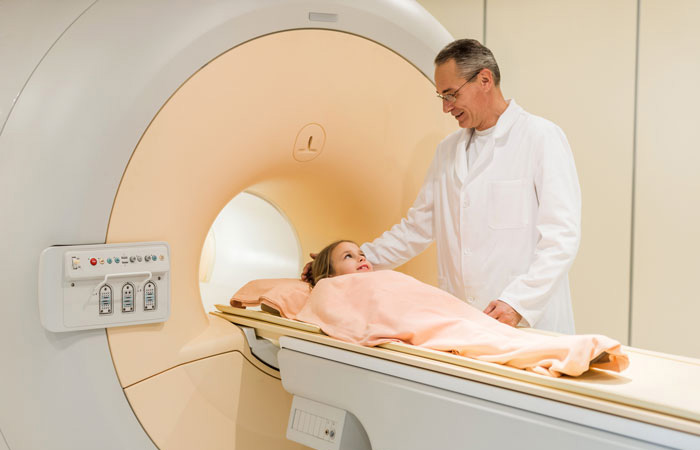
[633,1,700,358]
[486,0,637,341]
[125,352,307,450]
[418,0,484,40]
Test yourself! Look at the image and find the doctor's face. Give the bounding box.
[435,59,487,129]
[330,242,373,276]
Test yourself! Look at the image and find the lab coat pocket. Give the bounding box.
[488,179,528,229]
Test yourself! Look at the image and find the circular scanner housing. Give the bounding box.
[105,29,455,447]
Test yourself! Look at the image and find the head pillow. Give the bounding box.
[230,278,311,319]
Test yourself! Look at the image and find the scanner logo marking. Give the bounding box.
[293,123,326,162]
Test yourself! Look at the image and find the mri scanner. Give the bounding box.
[1,0,699,449]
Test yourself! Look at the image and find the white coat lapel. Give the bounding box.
[463,99,522,187]
[463,137,495,186]
[453,128,471,184]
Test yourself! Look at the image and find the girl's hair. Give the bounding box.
[310,240,357,287]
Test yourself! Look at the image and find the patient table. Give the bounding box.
[213,305,700,450]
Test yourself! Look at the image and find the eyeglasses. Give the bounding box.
[436,69,482,103]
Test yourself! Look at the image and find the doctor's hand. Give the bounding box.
[300,253,318,283]
[483,300,522,327]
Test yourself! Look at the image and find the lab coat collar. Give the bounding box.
[453,99,521,184]
[494,99,522,140]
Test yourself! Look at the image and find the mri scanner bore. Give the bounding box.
[199,191,302,312]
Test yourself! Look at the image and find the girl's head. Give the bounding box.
[310,240,373,286]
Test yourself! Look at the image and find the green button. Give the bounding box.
[107,258,113,264]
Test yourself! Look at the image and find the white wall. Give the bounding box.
[418,0,700,357]
[633,0,700,356]
[418,0,484,42]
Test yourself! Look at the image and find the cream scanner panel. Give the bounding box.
[106,30,455,445]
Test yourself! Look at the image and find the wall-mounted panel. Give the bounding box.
[486,0,637,341]
[633,0,700,358]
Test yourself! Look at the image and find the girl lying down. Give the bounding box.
[233,240,629,378]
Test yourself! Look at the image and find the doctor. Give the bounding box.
[306,39,581,333]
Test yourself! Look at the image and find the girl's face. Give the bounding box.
[330,242,373,276]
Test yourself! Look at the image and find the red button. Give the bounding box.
[90,258,97,266]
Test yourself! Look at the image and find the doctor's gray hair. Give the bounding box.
[434,39,501,86]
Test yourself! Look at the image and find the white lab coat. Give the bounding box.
[362,100,581,334]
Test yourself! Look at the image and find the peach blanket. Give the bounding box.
[237,271,629,377]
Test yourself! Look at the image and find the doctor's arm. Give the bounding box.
[497,126,582,328]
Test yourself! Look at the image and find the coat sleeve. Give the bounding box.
[498,123,582,327]
[361,150,440,269]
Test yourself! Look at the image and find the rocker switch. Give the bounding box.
[122,283,135,313]
[144,281,156,311]
[99,285,113,315]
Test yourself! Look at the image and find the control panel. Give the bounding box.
[287,396,345,450]
[39,242,171,332]
[285,396,370,450]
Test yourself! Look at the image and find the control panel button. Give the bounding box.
[71,257,81,270]
[129,256,136,263]
[90,258,97,266]
[107,258,113,264]
[122,283,135,313]
[137,255,142,262]
[144,281,157,311]
[99,285,113,315]
[114,257,120,263]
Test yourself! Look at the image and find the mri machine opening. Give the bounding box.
[198,191,303,312]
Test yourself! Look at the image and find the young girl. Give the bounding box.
[310,240,372,286]
[291,238,629,377]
